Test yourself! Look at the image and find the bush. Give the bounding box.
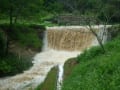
[9,24,44,50]
[0,24,45,51]
[0,53,33,77]
[77,46,104,63]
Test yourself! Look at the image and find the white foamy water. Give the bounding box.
[57,64,64,90]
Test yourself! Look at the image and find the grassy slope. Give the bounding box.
[62,36,120,90]
[36,67,58,90]
[63,58,78,80]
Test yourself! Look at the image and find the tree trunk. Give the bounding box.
[89,25,105,53]
[5,0,14,55]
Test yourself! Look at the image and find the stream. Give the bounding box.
[57,64,64,90]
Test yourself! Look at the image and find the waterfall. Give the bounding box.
[47,27,95,51]
[46,25,110,51]
[42,30,49,51]
[0,25,109,90]
[57,64,64,90]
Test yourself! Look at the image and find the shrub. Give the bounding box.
[77,46,104,63]
[0,53,33,77]
[0,24,45,51]
[9,24,43,50]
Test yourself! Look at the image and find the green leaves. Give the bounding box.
[0,54,33,77]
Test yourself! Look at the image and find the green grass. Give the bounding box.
[36,67,58,90]
[62,36,120,90]
[64,58,78,80]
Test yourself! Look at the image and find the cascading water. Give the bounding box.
[57,64,64,90]
[0,25,109,90]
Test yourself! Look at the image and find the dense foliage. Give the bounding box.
[0,24,44,50]
[0,53,32,77]
[0,24,44,77]
[0,0,120,24]
[0,0,44,24]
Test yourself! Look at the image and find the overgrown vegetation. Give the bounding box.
[0,24,45,50]
[0,53,32,77]
[62,35,120,90]
[10,26,42,49]
[0,0,120,25]
[36,67,58,90]
[0,24,45,77]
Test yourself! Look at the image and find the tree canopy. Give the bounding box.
[0,0,119,24]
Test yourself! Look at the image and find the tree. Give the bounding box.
[85,16,106,52]
[99,0,120,23]
[57,0,120,52]
[0,0,44,54]
[0,0,44,26]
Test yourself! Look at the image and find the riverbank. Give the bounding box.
[63,58,78,80]
[35,58,78,90]
[0,49,80,90]
[0,24,45,77]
